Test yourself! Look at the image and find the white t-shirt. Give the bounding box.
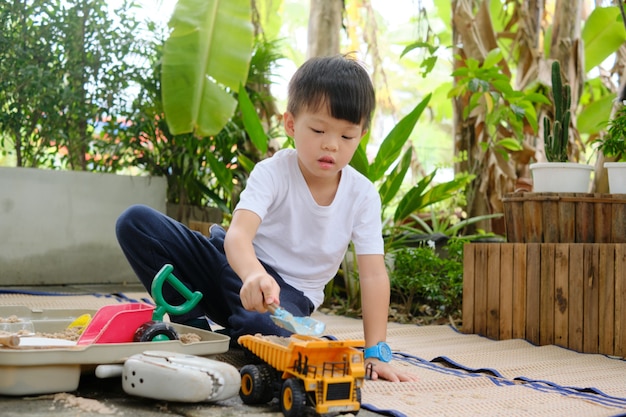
[234,148,384,308]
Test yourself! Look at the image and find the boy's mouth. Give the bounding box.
[318,156,335,168]
[318,156,335,164]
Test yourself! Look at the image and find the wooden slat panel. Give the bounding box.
[553,244,569,348]
[558,196,576,243]
[474,244,488,336]
[540,244,555,345]
[599,244,615,355]
[526,244,541,345]
[524,199,543,243]
[462,243,476,334]
[512,244,527,339]
[594,198,612,243]
[462,242,626,357]
[583,245,600,353]
[542,198,559,243]
[486,244,501,340]
[503,198,525,243]
[612,200,626,243]
[576,193,595,243]
[499,244,514,340]
[615,245,626,357]
[568,244,584,353]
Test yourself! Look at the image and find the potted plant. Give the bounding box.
[597,102,626,193]
[529,60,593,192]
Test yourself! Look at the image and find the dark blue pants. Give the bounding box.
[115,204,314,339]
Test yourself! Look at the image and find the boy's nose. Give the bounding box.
[322,138,338,151]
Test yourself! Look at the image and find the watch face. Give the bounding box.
[379,342,392,362]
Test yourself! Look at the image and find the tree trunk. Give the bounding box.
[307,0,343,58]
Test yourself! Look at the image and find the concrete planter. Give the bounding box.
[0,168,167,286]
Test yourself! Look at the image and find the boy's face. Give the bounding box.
[283,105,366,183]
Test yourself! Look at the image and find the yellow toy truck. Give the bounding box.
[238,334,366,417]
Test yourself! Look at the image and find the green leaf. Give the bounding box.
[237,152,256,173]
[400,41,437,58]
[578,93,615,135]
[206,151,233,192]
[238,84,267,153]
[393,172,473,224]
[378,148,413,206]
[582,6,626,73]
[496,138,523,152]
[369,94,431,182]
[162,0,254,136]
[482,48,502,69]
[349,142,370,177]
[393,170,437,223]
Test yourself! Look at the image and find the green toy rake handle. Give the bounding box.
[151,264,203,322]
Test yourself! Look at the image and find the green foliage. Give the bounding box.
[162,0,254,137]
[449,49,549,161]
[385,209,502,252]
[0,0,140,169]
[543,61,571,163]
[350,94,471,226]
[391,169,473,224]
[597,104,626,162]
[389,238,466,318]
[92,34,284,212]
[582,6,626,73]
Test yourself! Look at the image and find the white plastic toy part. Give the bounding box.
[120,351,241,402]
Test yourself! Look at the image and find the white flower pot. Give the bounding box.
[529,162,593,193]
[603,162,626,194]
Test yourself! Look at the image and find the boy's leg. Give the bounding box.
[115,204,233,326]
[115,204,316,338]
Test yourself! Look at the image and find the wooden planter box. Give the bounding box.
[502,192,626,243]
[462,242,626,357]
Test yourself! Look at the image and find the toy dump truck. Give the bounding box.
[238,334,366,417]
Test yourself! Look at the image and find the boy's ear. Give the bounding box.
[283,112,295,136]
[360,129,368,139]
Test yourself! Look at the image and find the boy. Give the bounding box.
[116,55,416,382]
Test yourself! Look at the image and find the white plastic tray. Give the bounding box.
[0,306,230,395]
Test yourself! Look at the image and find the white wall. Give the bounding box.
[0,168,167,286]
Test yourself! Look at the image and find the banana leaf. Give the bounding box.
[162,0,254,136]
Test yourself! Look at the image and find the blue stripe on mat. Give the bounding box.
[361,402,408,417]
[394,351,626,409]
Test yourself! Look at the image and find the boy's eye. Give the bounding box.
[342,135,355,140]
[311,128,324,134]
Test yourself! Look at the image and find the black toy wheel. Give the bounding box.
[239,364,274,404]
[280,378,306,417]
[133,321,179,342]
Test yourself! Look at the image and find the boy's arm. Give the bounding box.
[224,209,280,312]
[357,254,418,382]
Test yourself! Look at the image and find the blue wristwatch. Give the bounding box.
[363,341,392,362]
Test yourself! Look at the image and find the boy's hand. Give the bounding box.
[239,272,280,313]
[365,358,419,382]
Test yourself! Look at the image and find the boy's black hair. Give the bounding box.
[287,54,376,130]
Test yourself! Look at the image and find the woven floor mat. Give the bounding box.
[0,291,153,310]
[3,293,626,416]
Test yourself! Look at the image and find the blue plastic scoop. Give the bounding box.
[267,303,325,336]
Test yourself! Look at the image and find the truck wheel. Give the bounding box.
[280,378,306,417]
[133,321,179,342]
[240,364,274,404]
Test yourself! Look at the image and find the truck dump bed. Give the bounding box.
[239,334,365,377]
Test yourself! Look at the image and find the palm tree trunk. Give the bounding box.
[307,0,343,58]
